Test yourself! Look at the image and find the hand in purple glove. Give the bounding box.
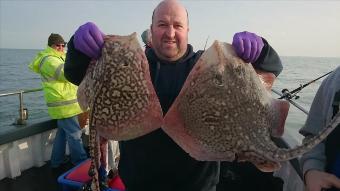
[232,31,264,63]
[73,22,105,59]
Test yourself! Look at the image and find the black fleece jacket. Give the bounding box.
[64,36,282,191]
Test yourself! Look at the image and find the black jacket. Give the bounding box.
[64,37,283,191]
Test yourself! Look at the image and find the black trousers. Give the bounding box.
[216,161,284,191]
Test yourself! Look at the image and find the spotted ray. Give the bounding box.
[78,33,163,141]
[78,33,164,190]
[163,41,340,172]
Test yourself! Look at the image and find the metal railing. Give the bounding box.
[1,87,308,125]
[0,88,43,125]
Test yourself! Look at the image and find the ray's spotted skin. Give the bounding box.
[163,41,340,172]
[78,33,163,190]
[78,33,163,141]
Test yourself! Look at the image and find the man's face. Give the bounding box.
[51,43,65,53]
[151,2,189,62]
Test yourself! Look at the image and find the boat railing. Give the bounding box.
[0,88,43,125]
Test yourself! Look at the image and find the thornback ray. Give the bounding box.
[77,33,163,141]
[78,33,164,190]
[163,40,340,172]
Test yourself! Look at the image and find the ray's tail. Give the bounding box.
[266,112,340,161]
[88,107,101,191]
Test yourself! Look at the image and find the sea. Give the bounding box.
[0,48,339,144]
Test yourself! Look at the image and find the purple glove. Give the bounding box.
[73,22,105,59]
[232,31,264,63]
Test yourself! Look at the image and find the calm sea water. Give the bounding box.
[0,48,339,142]
[273,57,339,143]
[0,49,49,134]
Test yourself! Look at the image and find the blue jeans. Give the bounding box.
[50,115,88,167]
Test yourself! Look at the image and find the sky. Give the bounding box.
[0,0,339,57]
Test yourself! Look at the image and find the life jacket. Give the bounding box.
[29,46,83,119]
[325,90,340,179]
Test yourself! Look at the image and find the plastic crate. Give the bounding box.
[58,159,124,191]
[57,159,91,191]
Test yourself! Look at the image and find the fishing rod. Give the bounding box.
[203,36,209,51]
[279,70,333,100]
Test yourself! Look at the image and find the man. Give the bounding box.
[64,0,283,190]
[29,33,87,169]
[300,66,340,191]
[141,29,152,49]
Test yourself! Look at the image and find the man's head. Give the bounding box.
[141,29,152,48]
[151,0,189,61]
[48,33,66,52]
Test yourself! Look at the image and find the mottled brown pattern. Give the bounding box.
[78,33,163,141]
[163,41,340,172]
[78,33,164,190]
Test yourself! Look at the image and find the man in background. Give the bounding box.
[141,29,152,49]
[29,33,87,170]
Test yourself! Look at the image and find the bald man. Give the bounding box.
[65,0,283,190]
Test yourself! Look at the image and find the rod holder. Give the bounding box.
[15,91,28,125]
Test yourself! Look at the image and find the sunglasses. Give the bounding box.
[55,44,66,48]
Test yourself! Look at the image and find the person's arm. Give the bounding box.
[252,38,282,77]
[64,36,92,85]
[38,56,70,83]
[302,144,340,191]
[299,77,329,176]
[299,67,340,191]
[232,31,283,77]
[64,22,105,86]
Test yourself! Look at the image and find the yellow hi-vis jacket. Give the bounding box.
[29,46,83,119]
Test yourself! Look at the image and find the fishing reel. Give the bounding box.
[280,88,300,100]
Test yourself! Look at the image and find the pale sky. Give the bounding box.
[1,0,339,57]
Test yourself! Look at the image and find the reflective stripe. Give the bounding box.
[41,77,55,82]
[54,64,64,80]
[47,99,78,107]
[38,56,64,82]
[38,56,51,71]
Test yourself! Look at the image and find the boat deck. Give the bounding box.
[0,161,73,191]
[0,117,91,191]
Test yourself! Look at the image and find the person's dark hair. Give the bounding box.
[48,33,66,46]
